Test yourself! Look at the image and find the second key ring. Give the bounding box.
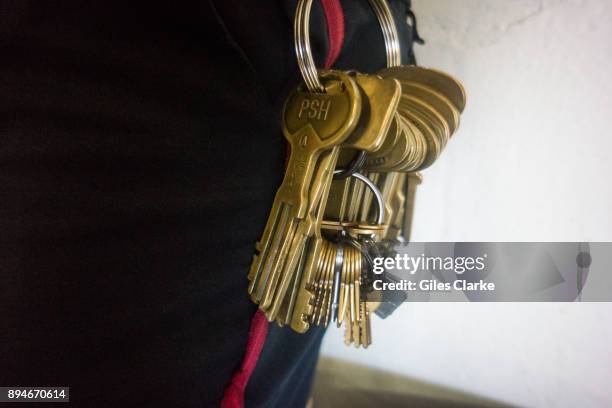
[295,0,402,93]
[332,169,385,226]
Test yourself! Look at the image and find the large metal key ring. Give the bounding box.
[295,0,402,93]
[368,0,401,67]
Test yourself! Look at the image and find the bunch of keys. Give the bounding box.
[318,64,465,347]
[247,0,466,348]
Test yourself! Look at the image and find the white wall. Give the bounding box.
[320,1,612,407]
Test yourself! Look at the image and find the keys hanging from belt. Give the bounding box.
[246,0,466,348]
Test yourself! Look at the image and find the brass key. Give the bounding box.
[364,114,411,172]
[383,172,407,241]
[285,73,400,331]
[248,71,361,307]
[266,147,338,318]
[402,172,422,241]
[379,65,466,113]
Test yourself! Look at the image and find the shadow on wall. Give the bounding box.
[311,358,513,408]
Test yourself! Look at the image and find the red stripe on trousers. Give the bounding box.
[221,2,344,407]
[321,0,345,68]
